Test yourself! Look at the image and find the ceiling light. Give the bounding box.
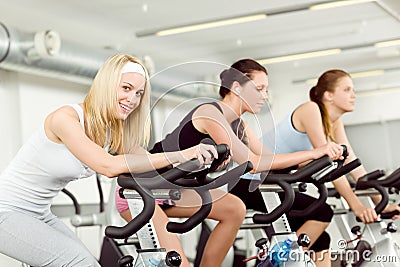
[258,49,341,65]
[351,69,385,78]
[137,1,377,37]
[136,14,267,37]
[374,39,400,48]
[309,0,377,10]
[356,87,400,97]
[259,34,400,66]
[304,69,385,84]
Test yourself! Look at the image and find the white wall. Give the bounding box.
[0,69,88,164]
[0,70,22,171]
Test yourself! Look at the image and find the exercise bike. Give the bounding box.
[330,166,400,267]
[248,147,363,267]
[104,144,253,267]
[194,148,360,267]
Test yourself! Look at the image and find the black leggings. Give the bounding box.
[230,178,333,252]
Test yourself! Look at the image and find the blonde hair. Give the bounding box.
[83,54,151,154]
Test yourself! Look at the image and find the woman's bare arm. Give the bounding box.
[193,104,341,173]
[47,106,216,178]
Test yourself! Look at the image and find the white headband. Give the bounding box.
[121,62,146,77]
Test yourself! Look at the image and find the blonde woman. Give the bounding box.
[0,54,218,267]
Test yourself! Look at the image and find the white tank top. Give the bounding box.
[0,104,95,217]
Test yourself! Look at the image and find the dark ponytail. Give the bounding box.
[309,86,319,103]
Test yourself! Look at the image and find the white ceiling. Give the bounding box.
[1,0,400,91]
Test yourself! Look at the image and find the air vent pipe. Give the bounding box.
[0,22,116,85]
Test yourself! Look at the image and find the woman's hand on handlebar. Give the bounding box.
[382,203,400,220]
[354,205,379,223]
[313,142,344,160]
[219,156,232,170]
[182,144,218,166]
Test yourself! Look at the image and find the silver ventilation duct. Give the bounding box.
[0,22,116,85]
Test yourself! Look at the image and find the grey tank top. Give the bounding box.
[265,105,313,154]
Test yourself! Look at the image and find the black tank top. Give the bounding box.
[150,102,222,153]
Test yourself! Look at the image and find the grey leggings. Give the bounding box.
[0,210,100,267]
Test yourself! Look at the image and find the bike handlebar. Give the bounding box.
[253,177,295,224]
[355,167,400,219]
[318,158,361,184]
[166,161,253,233]
[105,144,252,239]
[289,158,361,217]
[105,182,155,239]
[253,155,333,224]
[287,146,362,218]
[255,145,359,222]
[166,189,212,233]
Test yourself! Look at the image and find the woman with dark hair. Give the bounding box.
[116,59,344,266]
